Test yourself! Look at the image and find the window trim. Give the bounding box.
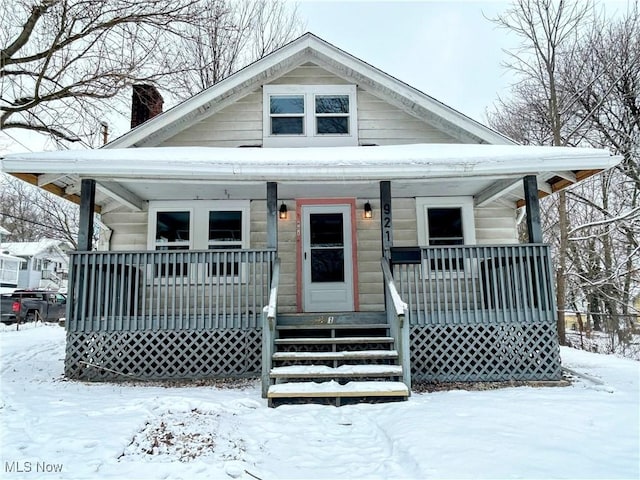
[148,200,250,251]
[263,85,358,147]
[416,197,476,247]
[147,201,250,282]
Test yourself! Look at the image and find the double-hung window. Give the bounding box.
[148,201,249,280]
[263,85,357,147]
[416,197,476,272]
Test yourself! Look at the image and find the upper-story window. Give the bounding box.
[263,85,357,147]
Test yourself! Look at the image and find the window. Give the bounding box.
[416,197,475,247]
[315,95,350,134]
[263,85,357,147]
[148,201,249,279]
[416,197,476,271]
[270,95,305,135]
[427,208,464,245]
[208,210,244,276]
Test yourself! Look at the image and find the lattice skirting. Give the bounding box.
[410,323,562,382]
[65,329,261,381]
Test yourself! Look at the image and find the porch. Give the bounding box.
[63,242,560,387]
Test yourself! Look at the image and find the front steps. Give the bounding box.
[266,313,409,407]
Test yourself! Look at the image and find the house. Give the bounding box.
[0,239,71,292]
[0,33,620,404]
[0,226,26,294]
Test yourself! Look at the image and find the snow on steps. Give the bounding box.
[270,364,403,379]
[272,350,398,361]
[268,380,409,399]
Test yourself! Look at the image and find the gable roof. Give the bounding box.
[107,32,514,149]
[1,239,71,258]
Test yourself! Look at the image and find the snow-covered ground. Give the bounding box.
[1,323,638,480]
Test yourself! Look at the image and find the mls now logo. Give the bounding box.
[5,461,63,473]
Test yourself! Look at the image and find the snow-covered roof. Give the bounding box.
[0,144,621,210]
[0,144,619,182]
[1,239,71,258]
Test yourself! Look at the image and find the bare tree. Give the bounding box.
[169,0,303,98]
[490,0,593,345]
[488,1,640,350]
[1,0,303,146]
[0,174,80,247]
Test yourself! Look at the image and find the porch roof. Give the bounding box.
[0,144,621,212]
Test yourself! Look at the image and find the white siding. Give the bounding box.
[160,92,263,148]
[269,64,351,85]
[357,91,459,145]
[474,204,518,244]
[160,64,460,148]
[101,210,148,250]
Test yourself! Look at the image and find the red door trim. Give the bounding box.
[295,198,360,313]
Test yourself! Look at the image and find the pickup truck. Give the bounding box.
[0,290,67,324]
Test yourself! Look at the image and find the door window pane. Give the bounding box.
[311,249,345,282]
[310,213,344,247]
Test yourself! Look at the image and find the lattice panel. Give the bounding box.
[65,329,261,381]
[410,323,561,382]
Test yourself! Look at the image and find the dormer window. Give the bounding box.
[270,95,305,134]
[263,85,357,147]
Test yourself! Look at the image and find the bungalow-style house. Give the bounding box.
[0,33,619,405]
[0,239,71,292]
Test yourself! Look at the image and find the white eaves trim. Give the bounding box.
[1,144,621,182]
[105,33,514,149]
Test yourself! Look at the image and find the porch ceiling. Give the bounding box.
[1,144,621,212]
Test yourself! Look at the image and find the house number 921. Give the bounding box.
[383,202,392,243]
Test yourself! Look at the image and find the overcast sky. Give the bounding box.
[298,0,630,123]
[0,0,630,154]
[298,0,517,124]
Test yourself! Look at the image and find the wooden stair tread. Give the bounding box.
[272,350,398,361]
[271,364,403,378]
[275,336,393,345]
[276,323,389,330]
[268,381,409,398]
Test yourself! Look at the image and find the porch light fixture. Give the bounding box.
[279,202,288,220]
[363,201,372,219]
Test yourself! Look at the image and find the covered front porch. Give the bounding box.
[1,144,619,390]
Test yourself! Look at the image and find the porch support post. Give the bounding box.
[523,175,543,244]
[266,182,277,250]
[78,179,96,251]
[380,181,393,259]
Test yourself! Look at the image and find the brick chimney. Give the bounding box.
[131,84,164,128]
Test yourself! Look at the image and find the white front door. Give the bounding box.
[302,204,354,312]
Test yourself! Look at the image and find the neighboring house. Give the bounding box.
[0,239,71,292]
[0,33,620,404]
[0,226,26,294]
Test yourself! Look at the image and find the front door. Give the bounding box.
[302,204,354,312]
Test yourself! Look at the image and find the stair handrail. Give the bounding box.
[381,257,411,392]
[261,257,281,398]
